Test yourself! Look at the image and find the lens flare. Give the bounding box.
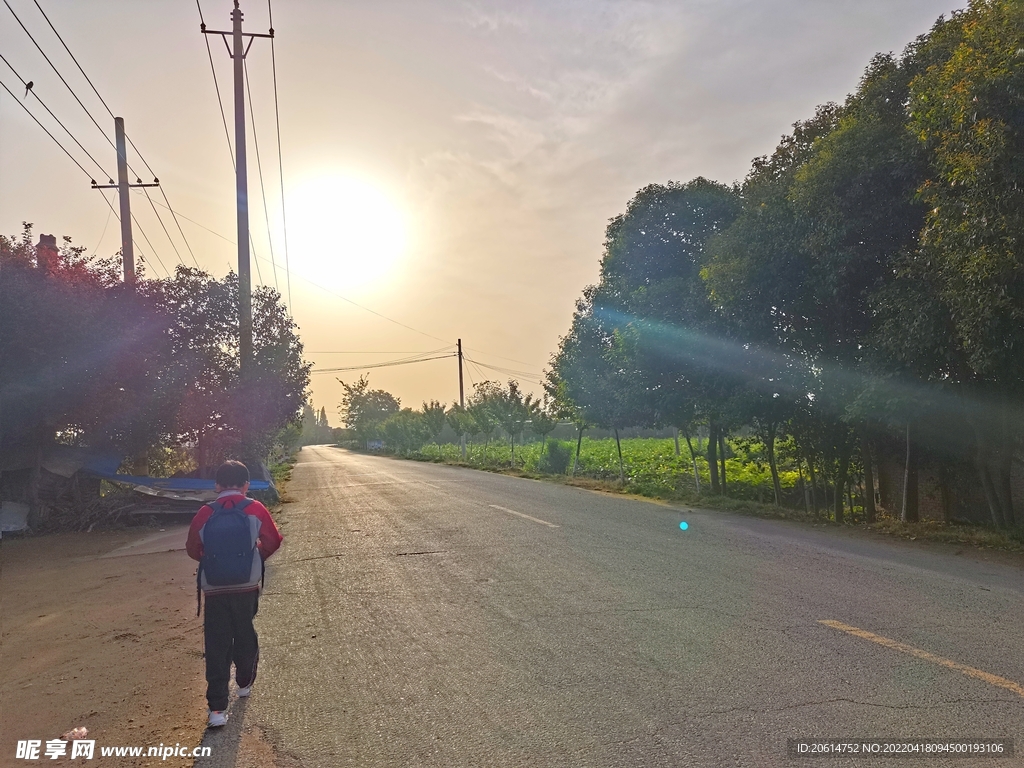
[679,521,689,530]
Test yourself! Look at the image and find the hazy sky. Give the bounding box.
[0,0,966,424]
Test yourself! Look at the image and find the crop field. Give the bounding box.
[414,435,803,502]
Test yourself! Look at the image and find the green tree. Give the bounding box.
[907,0,1024,527]
[381,409,431,455]
[338,376,400,446]
[422,399,447,450]
[530,396,558,452]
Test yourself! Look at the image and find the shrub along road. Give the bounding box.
[205,445,1024,767]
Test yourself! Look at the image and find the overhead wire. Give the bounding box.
[244,59,278,289]
[3,0,116,153]
[198,0,235,168]
[94,184,151,270]
[90,192,114,256]
[139,187,185,269]
[129,211,168,277]
[30,0,114,117]
[463,355,545,386]
[463,346,543,370]
[0,77,93,178]
[0,51,111,180]
[165,202,457,344]
[27,0,200,268]
[311,349,457,375]
[267,0,292,306]
[6,0,183,270]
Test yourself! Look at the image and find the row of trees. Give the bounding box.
[0,225,310,477]
[339,375,561,464]
[549,1,1024,528]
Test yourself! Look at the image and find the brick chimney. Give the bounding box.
[36,233,58,274]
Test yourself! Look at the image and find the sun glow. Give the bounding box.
[288,175,409,293]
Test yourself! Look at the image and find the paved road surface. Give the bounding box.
[208,445,1024,766]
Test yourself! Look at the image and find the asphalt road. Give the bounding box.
[217,445,1024,767]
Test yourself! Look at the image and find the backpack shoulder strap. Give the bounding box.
[233,497,254,512]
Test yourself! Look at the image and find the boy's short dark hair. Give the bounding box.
[215,460,249,489]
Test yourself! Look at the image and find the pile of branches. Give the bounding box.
[38,486,141,533]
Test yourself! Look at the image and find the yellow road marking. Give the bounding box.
[819,619,1024,699]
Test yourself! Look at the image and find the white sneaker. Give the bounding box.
[208,710,228,727]
[237,685,252,698]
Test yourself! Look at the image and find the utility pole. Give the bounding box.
[202,1,273,377]
[458,339,466,460]
[92,117,159,285]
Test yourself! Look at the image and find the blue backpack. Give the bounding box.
[196,498,260,615]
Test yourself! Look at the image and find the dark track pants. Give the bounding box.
[203,590,259,712]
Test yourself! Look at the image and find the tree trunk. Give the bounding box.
[808,458,819,516]
[682,429,701,494]
[835,445,851,525]
[997,443,1016,528]
[765,423,782,506]
[901,423,919,523]
[939,468,953,524]
[707,422,720,494]
[861,434,876,524]
[673,427,681,457]
[719,432,727,496]
[572,424,584,477]
[978,460,1004,528]
[614,428,625,485]
[971,420,1005,527]
[799,463,810,515]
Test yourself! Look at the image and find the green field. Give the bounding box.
[414,435,802,503]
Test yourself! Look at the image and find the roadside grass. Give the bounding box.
[869,514,1024,552]
[265,450,300,508]
[376,437,1024,556]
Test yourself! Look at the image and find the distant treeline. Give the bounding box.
[547,1,1024,528]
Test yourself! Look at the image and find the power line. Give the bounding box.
[268,0,292,307]
[140,186,185,269]
[3,0,116,153]
[0,76,93,178]
[30,0,114,118]
[463,346,543,370]
[311,345,454,372]
[146,195,233,243]
[90,191,114,256]
[0,51,111,180]
[312,352,457,375]
[129,210,168,278]
[463,355,545,386]
[244,59,278,289]
[14,0,192,271]
[30,0,199,268]
[198,0,234,168]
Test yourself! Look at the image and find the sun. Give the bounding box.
[287,175,408,293]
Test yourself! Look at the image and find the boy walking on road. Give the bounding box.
[186,460,283,727]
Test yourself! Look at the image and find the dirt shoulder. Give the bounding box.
[0,526,208,767]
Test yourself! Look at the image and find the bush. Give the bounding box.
[538,440,572,474]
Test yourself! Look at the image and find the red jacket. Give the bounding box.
[186,492,282,593]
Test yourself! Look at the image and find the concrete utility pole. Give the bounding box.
[92,117,159,285]
[202,0,273,377]
[458,339,466,459]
